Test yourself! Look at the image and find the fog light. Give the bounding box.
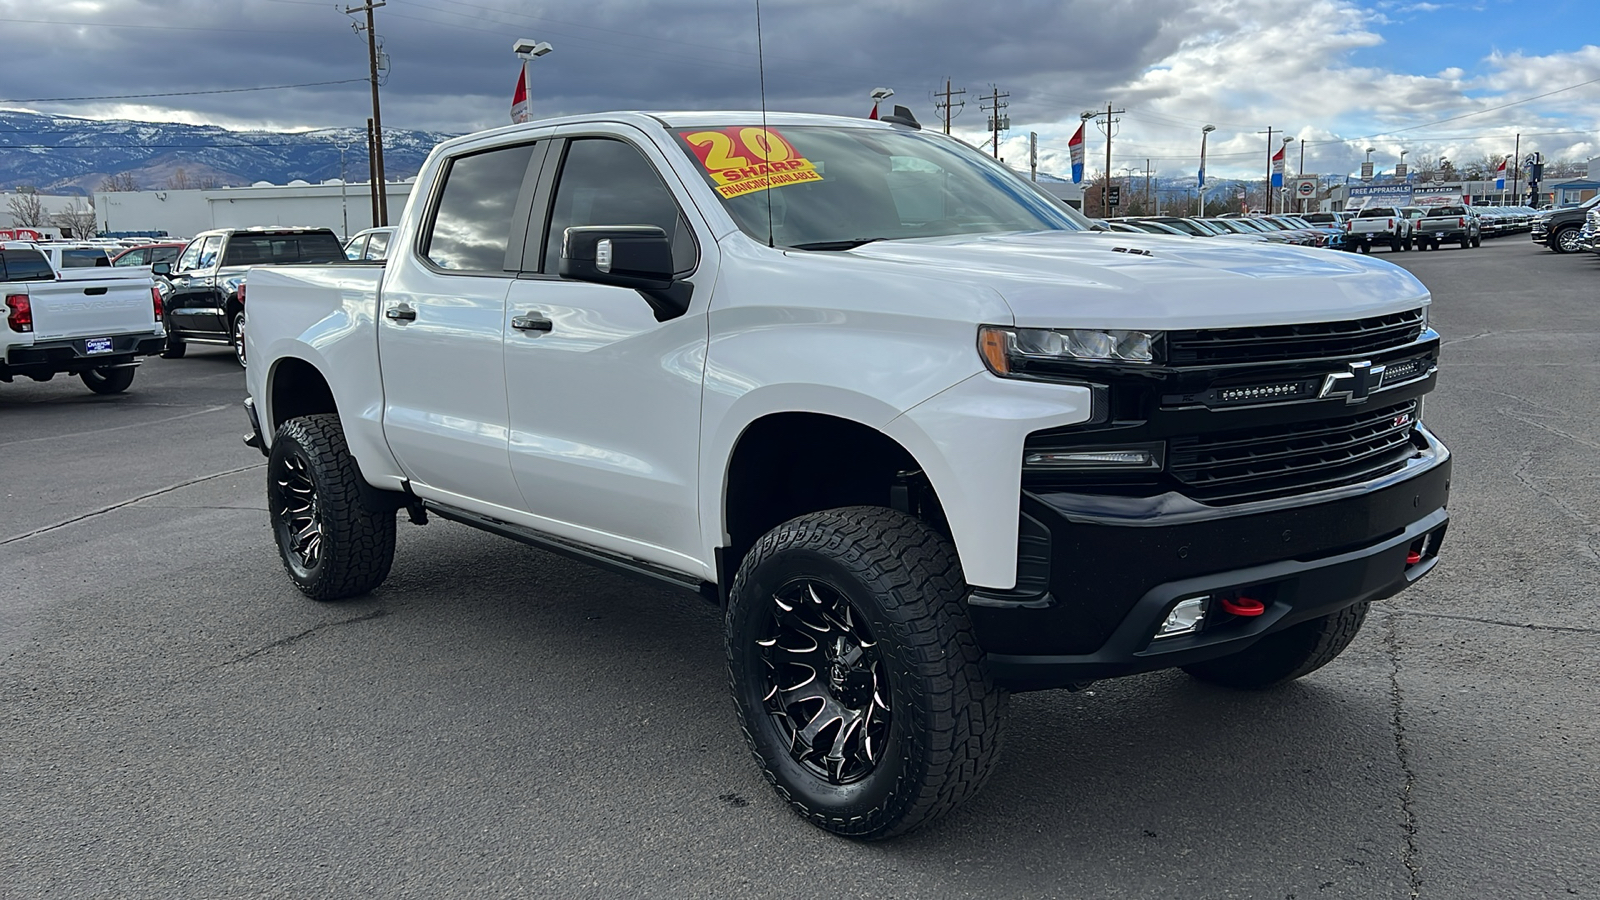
[1156,597,1208,638]
[1023,445,1163,471]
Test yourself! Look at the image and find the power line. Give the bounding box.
[0,79,368,104]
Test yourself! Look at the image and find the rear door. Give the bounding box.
[377,137,549,505]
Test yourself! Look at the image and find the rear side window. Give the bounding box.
[0,249,55,282]
[61,249,110,268]
[223,233,345,265]
[424,142,540,272]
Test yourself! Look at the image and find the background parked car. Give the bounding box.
[112,242,186,270]
[342,226,396,262]
[1531,195,1600,253]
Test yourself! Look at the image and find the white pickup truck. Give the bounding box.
[2,243,166,394]
[243,109,1451,839]
[1345,205,1414,252]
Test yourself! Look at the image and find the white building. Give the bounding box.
[94,180,415,241]
[3,191,94,233]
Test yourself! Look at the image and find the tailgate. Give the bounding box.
[25,278,156,341]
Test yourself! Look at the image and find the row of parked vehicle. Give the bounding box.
[1104,214,1355,249]
[1107,204,1543,256]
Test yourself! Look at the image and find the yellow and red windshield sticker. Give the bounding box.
[680,127,822,199]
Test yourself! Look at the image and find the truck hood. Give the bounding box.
[839,231,1429,330]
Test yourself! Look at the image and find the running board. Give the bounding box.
[422,501,717,603]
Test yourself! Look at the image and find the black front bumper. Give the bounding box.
[971,428,1450,692]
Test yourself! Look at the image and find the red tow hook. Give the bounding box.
[1406,551,1422,565]
[1219,596,1266,617]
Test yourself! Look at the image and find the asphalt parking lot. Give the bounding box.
[3,238,1597,899]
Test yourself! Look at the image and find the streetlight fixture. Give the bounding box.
[870,86,894,119]
[1199,124,1216,216]
[511,38,553,124]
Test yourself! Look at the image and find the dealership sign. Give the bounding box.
[1412,182,1468,208]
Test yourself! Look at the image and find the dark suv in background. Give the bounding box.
[155,226,344,365]
[1531,195,1600,254]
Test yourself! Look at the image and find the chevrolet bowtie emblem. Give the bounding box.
[1319,360,1387,404]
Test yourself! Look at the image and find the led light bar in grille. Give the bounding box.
[1379,357,1429,385]
[1218,382,1307,403]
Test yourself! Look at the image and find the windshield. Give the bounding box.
[671,124,1086,248]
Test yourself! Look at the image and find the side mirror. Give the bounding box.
[152,262,171,277]
[559,225,690,321]
[559,225,674,291]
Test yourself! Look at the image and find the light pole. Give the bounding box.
[1298,138,1307,212]
[334,136,354,239]
[511,38,553,124]
[1199,124,1215,215]
[1399,149,1409,180]
[870,86,893,119]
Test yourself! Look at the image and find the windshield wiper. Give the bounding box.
[789,238,885,251]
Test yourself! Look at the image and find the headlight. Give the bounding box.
[979,325,1161,376]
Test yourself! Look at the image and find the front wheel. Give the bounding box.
[1553,225,1581,254]
[1181,602,1369,689]
[726,507,1006,840]
[1471,234,1482,248]
[267,414,396,600]
[80,366,135,394]
[160,335,186,359]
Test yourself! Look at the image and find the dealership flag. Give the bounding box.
[869,101,880,120]
[1068,123,1085,184]
[1271,145,1286,188]
[1495,158,1506,190]
[511,65,531,124]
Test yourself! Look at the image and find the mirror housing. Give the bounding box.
[559,225,674,291]
[151,261,172,277]
[559,225,690,321]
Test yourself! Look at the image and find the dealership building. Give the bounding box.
[93,180,416,241]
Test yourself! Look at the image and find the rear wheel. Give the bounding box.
[230,312,247,367]
[160,335,186,359]
[726,506,1005,840]
[1181,602,1369,689]
[1471,234,1482,248]
[267,414,396,600]
[1390,236,1403,252]
[80,366,135,394]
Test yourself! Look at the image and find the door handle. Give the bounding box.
[511,314,552,333]
[385,305,417,322]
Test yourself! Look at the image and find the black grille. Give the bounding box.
[1167,309,1424,366]
[1168,401,1420,504]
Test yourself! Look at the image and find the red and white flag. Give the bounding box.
[1271,145,1286,187]
[510,65,531,124]
[869,102,880,120]
[1068,122,1085,183]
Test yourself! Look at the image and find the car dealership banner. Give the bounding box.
[1412,183,1469,208]
[1345,183,1413,210]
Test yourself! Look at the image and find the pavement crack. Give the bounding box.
[211,607,387,668]
[1383,614,1424,900]
[1510,450,1600,566]
[1440,330,1492,346]
[1386,608,1600,635]
[0,463,266,546]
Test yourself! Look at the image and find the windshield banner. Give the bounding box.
[1413,183,1468,208]
[680,127,823,199]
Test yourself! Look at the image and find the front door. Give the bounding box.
[378,138,548,505]
[166,235,225,338]
[503,132,710,570]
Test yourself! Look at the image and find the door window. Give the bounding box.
[175,240,203,272]
[365,230,391,260]
[344,236,367,260]
[196,236,223,269]
[540,138,695,275]
[114,249,147,267]
[423,142,540,272]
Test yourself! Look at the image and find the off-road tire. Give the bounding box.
[1181,602,1369,689]
[267,414,395,601]
[160,336,186,359]
[726,506,1006,840]
[80,366,135,394]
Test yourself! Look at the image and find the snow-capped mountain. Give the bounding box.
[0,110,456,195]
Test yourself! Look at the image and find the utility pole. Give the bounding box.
[366,118,379,227]
[981,86,1009,159]
[347,0,389,225]
[1086,102,1125,218]
[1512,132,1521,205]
[1145,158,1152,214]
[933,79,965,135]
[1256,126,1275,214]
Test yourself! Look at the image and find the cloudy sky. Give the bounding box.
[1,0,1596,181]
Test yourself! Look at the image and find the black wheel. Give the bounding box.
[1401,236,1413,251]
[1459,235,1471,249]
[160,334,186,359]
[1389,237,1402,252]
[79,366,136,394]
[230,312,247,367]
[267,414,396,601]
[1471,235,1481,248]
[726,506,1005,840]
[1552,225,1581,254]
[1181,602,1370,689]
[1358,241,1371,254]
